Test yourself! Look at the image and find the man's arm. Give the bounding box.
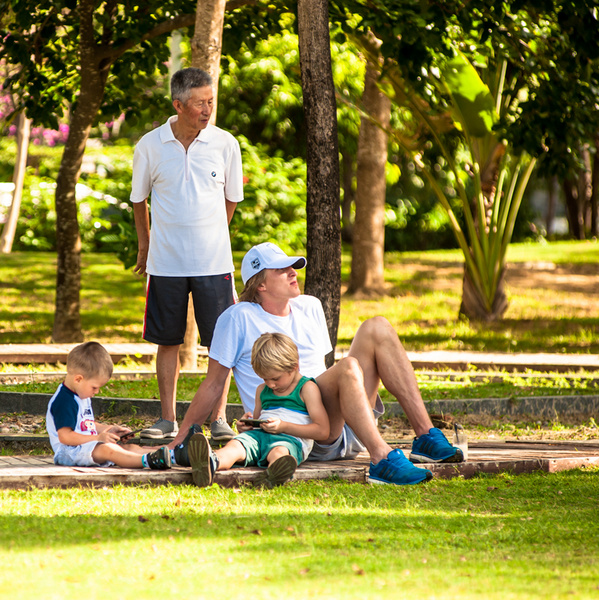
[225,199,237,224]
[133,200,150,276]
[169,358,232,447]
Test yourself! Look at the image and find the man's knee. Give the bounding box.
[356,315,404,345]
[336,356,365,384]
[358,315,393,335]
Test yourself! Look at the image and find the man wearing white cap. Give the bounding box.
[170,242,463,485]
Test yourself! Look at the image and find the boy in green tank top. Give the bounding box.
[188,332,330,488]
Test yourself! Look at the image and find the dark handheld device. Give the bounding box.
[119,428,143,440]
[239,418,269,427]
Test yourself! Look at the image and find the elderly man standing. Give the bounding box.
[131,68,243,442]
[170,243,463,485]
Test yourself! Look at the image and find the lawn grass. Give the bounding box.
[1,470,598,599]
[2,368,598,403]
[1,240,598,352]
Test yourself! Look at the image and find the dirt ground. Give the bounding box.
[378,413,599,443]
[2,411,597,455]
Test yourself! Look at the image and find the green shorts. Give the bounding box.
[235,431,304,468]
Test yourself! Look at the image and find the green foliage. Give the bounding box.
[219,30,305,159]
[0,0,197,130]
[330,0,599,315]
[0,140,136,253]
[230,136,307,252]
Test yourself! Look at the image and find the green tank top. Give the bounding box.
[259,375,314,415]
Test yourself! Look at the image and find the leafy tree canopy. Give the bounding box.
[0,0,198,130]
[331,0,599,176]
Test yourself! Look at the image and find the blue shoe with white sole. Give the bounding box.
[368,449,432,485]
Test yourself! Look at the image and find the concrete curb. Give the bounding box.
[2,391,599,421]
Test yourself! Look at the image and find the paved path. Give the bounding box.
[2,343,599,372]
[2,440,598,490]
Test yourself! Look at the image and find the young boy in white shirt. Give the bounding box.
[46,341,171,470]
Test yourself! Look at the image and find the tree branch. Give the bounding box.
[96,0,255,66]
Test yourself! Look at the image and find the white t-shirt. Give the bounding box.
[130,118,244,276]
[46,383,98,454]
[209,295,333,412]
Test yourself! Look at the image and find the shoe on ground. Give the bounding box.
[146,446,171,470]
[173,424,203,467]
[255,455,297,489]
[188,433,217,487]
[141,418,179,440]
[368,449,432,485]
[409,427,464,464]
[210,417,236,442]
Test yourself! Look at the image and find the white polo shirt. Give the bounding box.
[131,117,244,276]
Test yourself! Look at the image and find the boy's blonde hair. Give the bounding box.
[66,341,114,380]
[251,332,299,378]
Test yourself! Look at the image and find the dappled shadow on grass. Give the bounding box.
[391,317,599,353]
[0,311,55,343]
[0,470,597,552]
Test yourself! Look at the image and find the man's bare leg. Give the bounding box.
[156,344,180,423]
[141,344,181,439]
[347,317,462,463]
[315,357,432,484]
[347,316,433,436]
[316,357,394,464]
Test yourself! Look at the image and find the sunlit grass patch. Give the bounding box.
[0,472,598,599]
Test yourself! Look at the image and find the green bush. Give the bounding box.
[230,136,307,252]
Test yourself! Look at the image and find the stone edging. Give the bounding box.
[2,391,599,421]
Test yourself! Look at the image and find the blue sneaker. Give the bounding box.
[368,449,432,485]
[410,427,464,463]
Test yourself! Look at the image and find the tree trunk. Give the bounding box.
[459,267,508,322]
[591,134,599,237]
[340,150,354,243]
[580,144,593,234]
[0,112,30,254]
[191,0,226,110]
[348,60,391,296]
[297,0,341,362]
[545,176,558,236]
[178,0,228,369]
[52,0,109,342]
[563,177,584,240]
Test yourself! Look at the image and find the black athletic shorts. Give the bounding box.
[143,273,235,347]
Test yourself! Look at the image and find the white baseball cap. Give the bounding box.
[241,242,306,284]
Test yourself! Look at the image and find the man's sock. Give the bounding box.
[170,449,177,465]
[141,454,149,469]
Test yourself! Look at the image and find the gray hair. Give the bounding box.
[171,68,213,104]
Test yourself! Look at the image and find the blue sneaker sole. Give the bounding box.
[367,469,432,485]
[409,447,464,464]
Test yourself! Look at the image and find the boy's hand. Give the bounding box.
[236,412,254,433]
[97,429,120,443]
[260,418,281,434]
[110,425,131,437]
